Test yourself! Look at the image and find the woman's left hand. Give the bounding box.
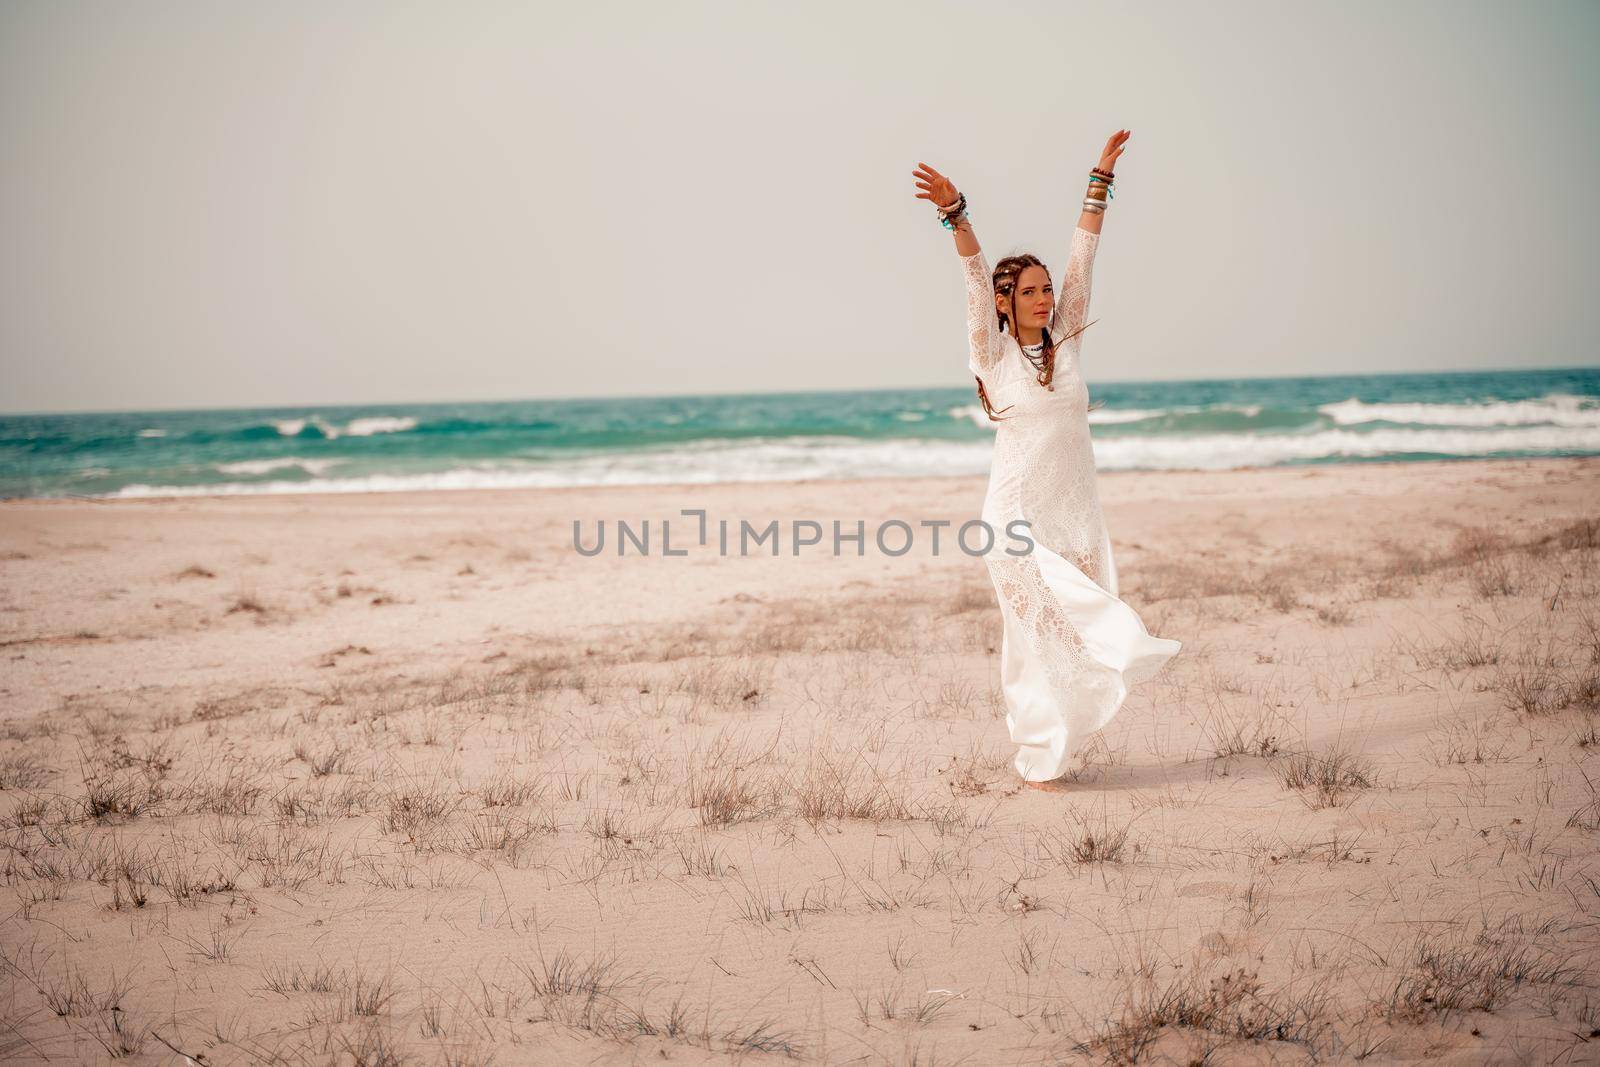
[1097,130,1129,175]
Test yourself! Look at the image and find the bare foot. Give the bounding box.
[1025,778,1071,792]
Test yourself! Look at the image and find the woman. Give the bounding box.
[912,133,1180,788]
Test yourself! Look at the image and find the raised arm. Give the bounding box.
[1051,225,1100,349]
[958,238,1005,377]
[912,162,1004,376]
[1051,130,1128,349]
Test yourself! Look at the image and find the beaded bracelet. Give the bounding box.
[936,191,968,230]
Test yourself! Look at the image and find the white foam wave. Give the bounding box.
[1089,407,1168,424]
[96,422,1600,499]
[949,402,1262,428]
[1093,424,1600,470]
[272,415,416,439]
[215,457,339,476]
[344,416,418,436]
[948,404,992,428]
[136,428,167,438]
[107,438,998,498]
[1320,392,1600,428]
[1091,403,1265,424]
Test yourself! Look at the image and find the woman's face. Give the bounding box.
[1000,265,1053,333]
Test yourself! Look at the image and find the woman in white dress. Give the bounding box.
[912,132,1181,789]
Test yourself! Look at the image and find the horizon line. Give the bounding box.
[3,362,1596,419]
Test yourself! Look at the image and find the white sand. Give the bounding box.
[1,456,1597,1064]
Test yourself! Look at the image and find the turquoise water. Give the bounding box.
[2,367,1596,499]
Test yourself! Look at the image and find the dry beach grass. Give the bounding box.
[0,457,1597,1064]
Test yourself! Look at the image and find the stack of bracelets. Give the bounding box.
[936,168,1116,230]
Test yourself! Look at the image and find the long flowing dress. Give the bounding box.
[961,226,1181,782]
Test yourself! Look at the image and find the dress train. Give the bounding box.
[996,534,1180,782]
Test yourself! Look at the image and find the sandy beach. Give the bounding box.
[2,456,1598,1065]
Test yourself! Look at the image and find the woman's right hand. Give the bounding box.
[912,163,960,211]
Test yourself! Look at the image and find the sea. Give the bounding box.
[2,367,1596,501]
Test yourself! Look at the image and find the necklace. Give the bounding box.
[1020,338,1049,374]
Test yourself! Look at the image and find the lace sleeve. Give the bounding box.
[1051,226,1100,349]
[960,249,1005,377]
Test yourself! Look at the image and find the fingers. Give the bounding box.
[912,163,954,201]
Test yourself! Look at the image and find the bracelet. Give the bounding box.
[936,191,969,230]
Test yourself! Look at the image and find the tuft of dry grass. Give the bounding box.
[1315,599,1355,626]
[475,769,544,808]
[1270,743,1376,809]
[791,744,918,825]
[293,742,351,777]
[262,959,348,996]
[1380,920,1584,1022]
[683,729,780,828]
[1079,963,1334,1063]
[225,589,271,618]
[1567,768,1600,832]
[382,783,459,841]
[82,773,163,821]
[0,753,50,789]
[1390,611,1502,671]
[1199,693,1284,760]
[1252,571,1303,613]
[1492,640,1599,717]
[1040,803,1139,865]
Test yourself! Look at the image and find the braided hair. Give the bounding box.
[975,254,1098,422]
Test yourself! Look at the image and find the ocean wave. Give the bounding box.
[1320,392,1600,428]
[214,457,340,476]
[947,402,1267,429]
[344,416,419,437]
[1094,424,1600,470]
[136,428,167,438]
[1088,407,1167,424]
[948,404,991,428]
[95,421,1600,498]
[271,415,418,439]
[106,438,998,498]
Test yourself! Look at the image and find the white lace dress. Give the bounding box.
[962,226,1181,781]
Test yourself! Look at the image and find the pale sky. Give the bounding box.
[2,0,1596,415]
